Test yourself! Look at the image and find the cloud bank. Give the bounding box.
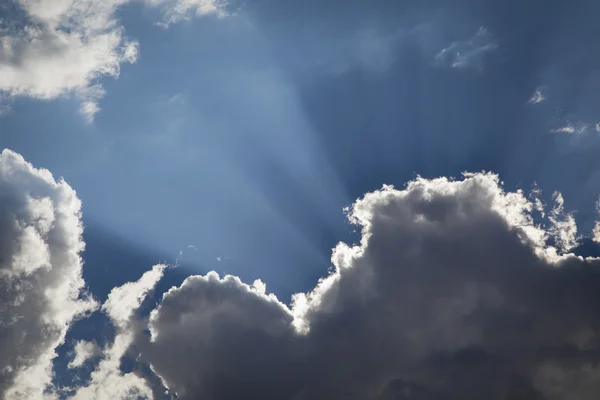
[131,172,600,400]
[2,150,600,399]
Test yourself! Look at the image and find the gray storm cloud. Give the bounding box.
[137,172,600,400]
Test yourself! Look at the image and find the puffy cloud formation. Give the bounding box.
[0,149,96,399]
[137,172,600,400]
[0,0,224,121]
[0,0,138,121]
[3,149,600,399]
[68,264,166,400]
[68,340,101,369]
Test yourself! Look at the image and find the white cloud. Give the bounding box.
[1,0,223,122]
[0,149,97,399]
[548,191,578,253]
[102,264,166,328]
[128,172,600,399]
[593,222,600,243]
[145,0,227,27]
[69,264,166,400]
[436,27,497,70]
[593,199,600,244]
[0,0,138,122]
[68,340,101,369]
[551,120,588,134]
[528,86,547,104]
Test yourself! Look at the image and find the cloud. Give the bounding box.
[593,200,600,244]
[68,340,101,369]
[145,0,227,26]
[528,86,547,104]
[0,0,224,121]
[0,149,97,399]
[550,120,588,134]
[436,27,497,70]
[3,150,600,399]
[0,104,11,117]
[68,264,166,400]
[0,0,139,121]
[130,172,600,400]
[547,192,578,252]
[142,272,299,399]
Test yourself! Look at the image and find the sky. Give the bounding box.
[3,0,600,399]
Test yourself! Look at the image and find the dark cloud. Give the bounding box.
[131,172,600,400]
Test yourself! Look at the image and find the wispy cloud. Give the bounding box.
[551,120,588,134]
[528,86,547,104]
[0,104,11,117]
[146,0,227,27]
[436,27,497,70]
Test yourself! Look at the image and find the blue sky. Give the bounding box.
[3,0,600,399]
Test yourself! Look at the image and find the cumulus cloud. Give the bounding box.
[68,264,166,400]
[0,0,139,121]
[130,172,600,400]
[68,340,101,369]
[142,272,300,399]
[0,149,97,399]
[436,27,497,70]
[0,0,224,121]
[4,150,600,399]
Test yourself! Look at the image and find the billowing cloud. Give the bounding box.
[0,0,225,121]
[68,264,166,400]
[0,0,138,121]
[133,172,600,400]
[68,340,101,369]
[143,272,300,399]
[436,27,497,70]
[0,149,96,399]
